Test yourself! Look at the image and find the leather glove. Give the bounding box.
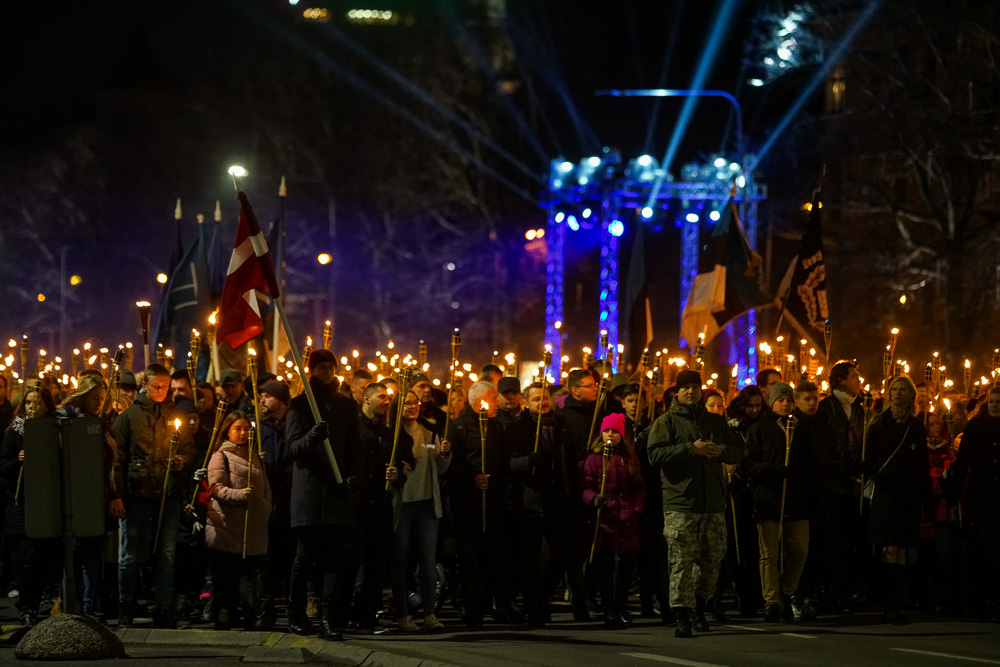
[307,421,329,445]
[593,494,605,508]
[332,476,355,499]
[193,467,208,482]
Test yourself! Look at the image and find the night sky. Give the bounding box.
[1,0,811,370]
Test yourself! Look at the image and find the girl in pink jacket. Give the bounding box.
[206,411,272,630]
[581,413,646,629]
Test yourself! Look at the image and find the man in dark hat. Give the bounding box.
[647,369,743,638]
[219,369,245,417]
[496,376,523,429]
[410,372,446,437]
[257,379,293,629]
[285,348,361,641]
[119,370,138,402]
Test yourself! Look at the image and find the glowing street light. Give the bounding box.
[227,165,246,178]
[317,253,332,265]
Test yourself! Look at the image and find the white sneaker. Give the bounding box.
[423,614,444,633]
[398,615,419,632]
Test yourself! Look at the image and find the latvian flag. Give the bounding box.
[216,191,281,350]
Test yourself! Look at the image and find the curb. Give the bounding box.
[114,628,459,666]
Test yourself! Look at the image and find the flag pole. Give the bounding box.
[274,297,343,484]
[272,177,287,374]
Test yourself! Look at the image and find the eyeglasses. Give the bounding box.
[403,401,420,408]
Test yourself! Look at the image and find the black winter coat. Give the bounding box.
[946,412,1000,515]
[864,411,929,547]
[505,410,579,517]
[815,393,865,496]
[445,405,511,516]
[744,411,820,522]
[286,377,361,528]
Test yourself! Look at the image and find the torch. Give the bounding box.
[98,348,125,417]
[775,336,786,378]
[20,335,29,381]
[125,343,133,373]
[589,439,612,563]
[419,341,427,369]
[533,347,553,454]
[725,463,741,565]
[302,337,313,375]
[189,329,201,378]
[882,346,892,394]
[386,367,413,491]
[824,319,832,367]
[323,321,332,351]
[585,377,611,448]
[244,349,263,558]
[777,415,798,554]
[442,329,461,439]
[478,398,489,532]
[72,348,80,377]
[964,359,972,397]
[798,339,807,376]
[600,330,609,377]
[888,327,900,361]
[694,333,706,372]
[36,349,47,377]
[633,348,650,426]
[505,352,516,378]
[647,366,660,423]
[136,301,151,367]
[859,392,873,513]
[207,311,220,384]
[154,418,182,555]
[993,349,1000,376]
[190,397,229,507]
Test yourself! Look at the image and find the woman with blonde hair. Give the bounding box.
[863,375,930,624]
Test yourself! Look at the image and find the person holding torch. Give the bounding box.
[446,381,514,628]
[112,364,195,629]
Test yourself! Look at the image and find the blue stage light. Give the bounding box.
[582,208,592,218]
[567,215,580,231]
[587,156,602,168]
[638,155,653,167]
[685,212,699,223]
[641,207,653,219]
[709,210,721,222]
[609,220,624,237]
[555,212,565,223]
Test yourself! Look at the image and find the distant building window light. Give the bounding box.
[347,9,397,22]
[303,8,329,20]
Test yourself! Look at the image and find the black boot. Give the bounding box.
[883,564,907,625]
[673,607,693,638]
[318,609,345,641]
[693,596,710,632]
[287,606,315,636]
[117,600,133,629]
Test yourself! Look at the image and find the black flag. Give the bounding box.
[776,189,829,355]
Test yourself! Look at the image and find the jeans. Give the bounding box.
[392,499,439,618]
[75,536,102,613]
[13,536,57,613]
[119,497,181,611]
[520,512,587,620]
[289,524,351,620]
[596,552,637,618]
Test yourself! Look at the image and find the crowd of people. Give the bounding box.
[0,348,998,641]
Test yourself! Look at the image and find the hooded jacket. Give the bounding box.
[646,398,744,514]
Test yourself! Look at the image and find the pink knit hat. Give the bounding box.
[600,413,626,439]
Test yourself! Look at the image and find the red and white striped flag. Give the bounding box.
[217,191,281,349]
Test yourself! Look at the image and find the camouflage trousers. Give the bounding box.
[662,511,728,609]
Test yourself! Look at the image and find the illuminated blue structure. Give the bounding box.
[544,153,766,386]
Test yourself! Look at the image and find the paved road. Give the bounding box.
[0,596,996,666]
[351,611,1000,667]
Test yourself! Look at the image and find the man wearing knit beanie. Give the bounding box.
[259,379,293,629]
[744,380,817,624]
[646,366,744,637]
